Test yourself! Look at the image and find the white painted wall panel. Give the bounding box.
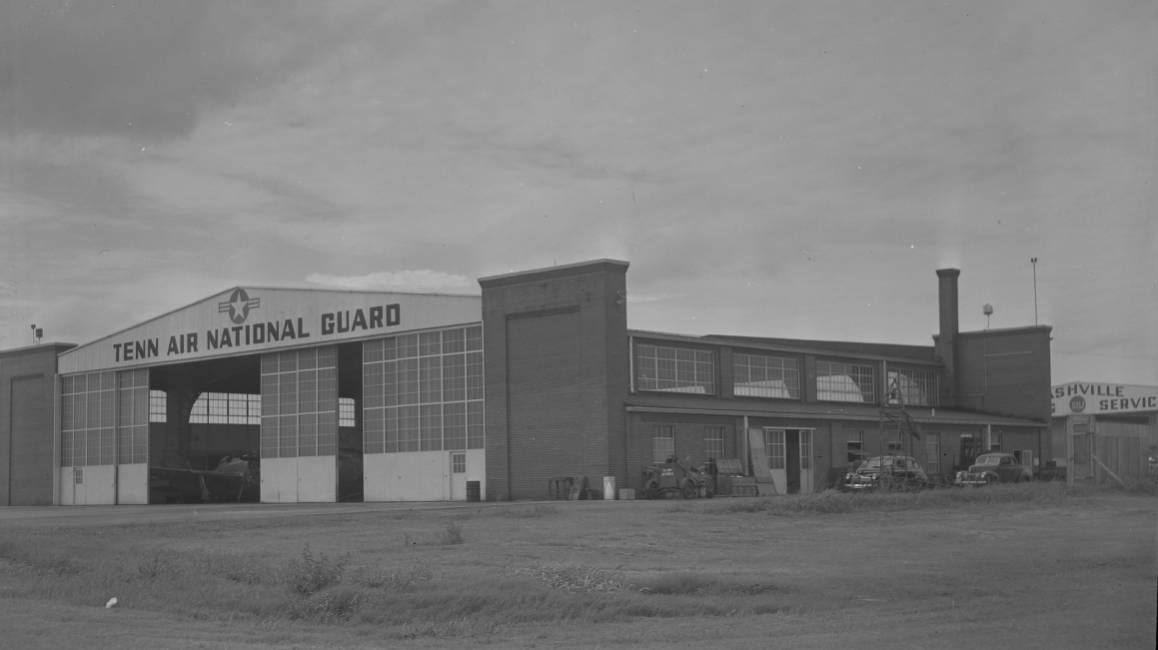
[465,449,486,500]
[260,456,336,503]
[296,455,336,503]
[364,452,445,501]
[363,450,486,501]
[117,463,148,504]
[58,468,74,505]
[59,465,116,505]
[261,457,299,503]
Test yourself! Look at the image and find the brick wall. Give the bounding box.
[955,327,1052,421]
[1,344,72,505]
[480,260,629,500]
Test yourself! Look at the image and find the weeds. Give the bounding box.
[441,521,465,545]
[283,545,348,596]
[693,480,1104,515]
[515,562,625,592]
[358,563,433,591]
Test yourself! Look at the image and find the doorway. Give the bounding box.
[760,428,814,495]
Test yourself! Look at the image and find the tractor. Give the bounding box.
[641,457,712,499]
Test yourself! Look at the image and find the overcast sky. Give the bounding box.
[1,0,1155,386]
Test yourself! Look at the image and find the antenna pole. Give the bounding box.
[1030,257,1039,326]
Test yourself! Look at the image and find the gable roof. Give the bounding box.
[58,286,480,374]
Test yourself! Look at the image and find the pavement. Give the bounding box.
[0,500,508,528]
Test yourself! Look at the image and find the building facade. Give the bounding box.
[1050,381,1158,484]
[0,259,1052,505]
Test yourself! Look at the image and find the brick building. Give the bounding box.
[0,259,1052,505]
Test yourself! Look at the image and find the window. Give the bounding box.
[887,441,902,452]
[846,434,863,464]
[451,452,466,474]
[652,425,676,463]
[339,397,356,427]
[799,432,811,470]
[362,325,485,455]
[733,353,800,399]
[704,426,725,459]
[150,390,167,423]
[886,366,939,407]
[260,347,339,459]
[60,371,117,467]
[634,343,716,394]
[816,360,875,403]
[764,429,785,469]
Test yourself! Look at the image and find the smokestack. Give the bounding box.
[936,268,960,343]
[935,268,960,405]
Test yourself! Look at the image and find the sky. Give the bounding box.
[1,0,1155,386]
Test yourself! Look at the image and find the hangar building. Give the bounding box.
[0,259,1053,506]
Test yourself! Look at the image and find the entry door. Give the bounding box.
[796,429,813,495]
[449,452,466,501]
[763,429,786,494]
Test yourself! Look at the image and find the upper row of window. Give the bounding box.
[633,343,938,406]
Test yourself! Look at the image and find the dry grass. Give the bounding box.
[0,485,1153,648]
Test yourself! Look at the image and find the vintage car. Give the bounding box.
[841,455,928,492]
[954,452,1033,486]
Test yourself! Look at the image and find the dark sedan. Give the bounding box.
[954,452,1032,486]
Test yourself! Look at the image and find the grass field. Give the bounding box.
[1,482,1154,649]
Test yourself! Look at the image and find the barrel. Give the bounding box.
[466,480,481,502]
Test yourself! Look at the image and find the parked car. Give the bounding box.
[841,455,928,492]
[954,452,1033,486]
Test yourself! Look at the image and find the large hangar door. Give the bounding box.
[260,347,339,503]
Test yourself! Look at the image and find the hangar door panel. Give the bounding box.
[260,347,338,503]
[507,311,584,500]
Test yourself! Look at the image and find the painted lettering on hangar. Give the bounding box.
[112,289,401,363]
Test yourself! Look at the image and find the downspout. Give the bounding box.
[52,373,60,506]
[112,372,119,505]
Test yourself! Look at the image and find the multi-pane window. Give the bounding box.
[339,397,356,427]
[188,392,262,425]
[816,360,876,403]
[886,366,939,407]
[764,429,785,470]
[847,438,863,464]
[634,343,716,394]
[61,372,115,467]
[799,432,811,470]
[704,426,725,460]
[733,353,800,399]
[61,370,146,466]
[150,390,167,423]
[451,452,466,474]
[652,424,676,463]
[116,370,149,465]
[260,347,338,459]
[363,325,484,454]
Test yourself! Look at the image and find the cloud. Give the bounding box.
[305,270,479,294]
[0,0,380,139]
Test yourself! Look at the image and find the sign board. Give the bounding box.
[59,287,481,374]
[1051,382,1158,416]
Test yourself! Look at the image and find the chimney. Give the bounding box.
[936,268,960,343]
[935,268,960,404]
